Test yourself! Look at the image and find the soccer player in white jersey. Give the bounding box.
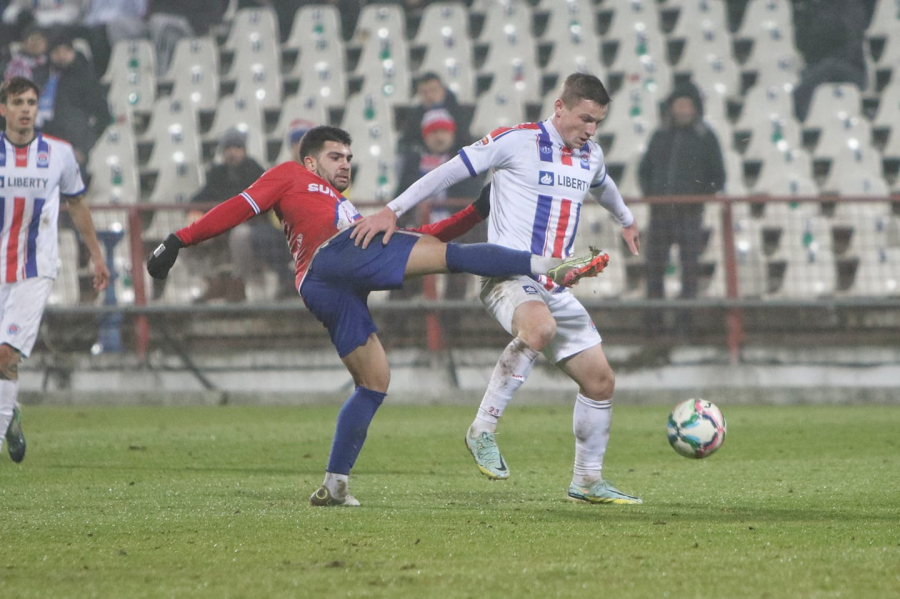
[0,77,110,463]
[352,73,643,504]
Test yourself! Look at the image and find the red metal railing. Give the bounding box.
[78,194,898,364]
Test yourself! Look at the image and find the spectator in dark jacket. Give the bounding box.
[40,28,111,165]
[186,128,266,303]
[639,81,725,336]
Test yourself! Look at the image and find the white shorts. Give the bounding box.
[0,277,53,358]
[480,276,602,364]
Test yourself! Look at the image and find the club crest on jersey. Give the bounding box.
[538,171,554,185]
[539,144,552,155]
[7,324,19,335]
[580,153,590,169]
[522,284,539,295]
[37,151,50,168]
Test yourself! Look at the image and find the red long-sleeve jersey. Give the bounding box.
[175,162,485,288]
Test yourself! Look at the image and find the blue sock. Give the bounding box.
[445,243,533,277]
[326,386,387,475]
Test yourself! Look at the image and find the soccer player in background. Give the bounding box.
[146,125,608,506]
[0,77,110,463]
[352,73,643,505]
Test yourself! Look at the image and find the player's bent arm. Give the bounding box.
[409,183,491,242]
[350,156,473,248]
[65,194,110,290]
[147,193,258,279]
[591,176,640,256]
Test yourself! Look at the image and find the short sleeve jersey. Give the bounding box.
[0,132,85,283]
[458,118,608,289]
[239,161,362,282]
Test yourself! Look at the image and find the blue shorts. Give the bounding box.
[300,229,420,358]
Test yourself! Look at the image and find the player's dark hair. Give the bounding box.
[0,77,41,104]
[558,73,610,108]
[297,126,353,160]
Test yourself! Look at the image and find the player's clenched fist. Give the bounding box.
[147,233,184,279]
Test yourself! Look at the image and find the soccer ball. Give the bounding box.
[666,399,727,459]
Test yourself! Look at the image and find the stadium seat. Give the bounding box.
[722,149,748,197]
[731,216,767,297]
[741,116,804,163]
[147,156,205,205]
[289,40,348,107]
[767,214,836,298]
[570,203,627,299]
[205,93,267,166]
[803,83,863,126]
[347,120,398,203]
[354,28,412,105]
[610,152,643,199]
[142,97,202,167]
[541,0,601,78]
[270,93,328,146]
[736,0,796,48]
[87,125,140,205]
[479,41,542,104]
[476,0,534,43]
[734,84,795,133]
[596,81,660,160]
[865,0,900,40]
[671,16,733,70]
[604,29,672,99]
[104,39,156,120]
[845,247,900,297]
[342,91,396,135]
[818,142,885,195]
[667,0,729,40]
[223,8,279,51]
[872,79,900,133]
[469,85,527,138]
[354,3,407,41]
[813,115,872,160]
[48,229,80,306]
[751,150,817,200]
[225,26,283,111]
[166,37,220,113]
[285,4,343,52]
[413,3,475,102]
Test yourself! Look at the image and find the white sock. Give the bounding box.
[322,471,350,497]
[0,379,18,436]
[469,337,539,435]
[530,255,562,275]
[572,393,613,486]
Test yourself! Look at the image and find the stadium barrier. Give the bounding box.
[49,195,900,363]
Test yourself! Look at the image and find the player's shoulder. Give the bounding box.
[474,122,541,147]
[39,133,74,152]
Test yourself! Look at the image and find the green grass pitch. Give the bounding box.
[2,404,898,598]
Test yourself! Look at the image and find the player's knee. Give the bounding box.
[519,320,556,351]
[0,345,20,381]
[582,366,615,401]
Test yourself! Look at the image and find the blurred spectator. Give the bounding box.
[792,0,870,121]
[391,108,485,322]
[400,71,472,152]
[81,0,147,75]
[3,25,50,87]
[639,82,725,337]
[186,128,266,303]
[41,27,111,165]
[228,120,317,300]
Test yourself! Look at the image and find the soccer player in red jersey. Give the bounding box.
[147,126,607,506]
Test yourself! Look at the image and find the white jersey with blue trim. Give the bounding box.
[0,132,85,283]
[458,118,607,288]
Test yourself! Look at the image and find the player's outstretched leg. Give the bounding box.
[546,246,610,287]
[5,404,26,463]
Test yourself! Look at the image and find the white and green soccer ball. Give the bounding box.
[666,399,727,459]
